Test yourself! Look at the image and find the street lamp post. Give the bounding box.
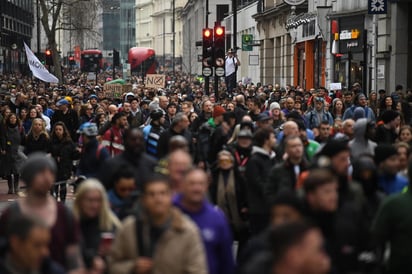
[172,0,175,77]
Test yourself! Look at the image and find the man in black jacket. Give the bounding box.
[51,99,79,141]
[264,136,307,205]
[245,127,277,235]
[157,113,192,158]
[99,128,157,190]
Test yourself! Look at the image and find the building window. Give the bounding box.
[302,20,315,38]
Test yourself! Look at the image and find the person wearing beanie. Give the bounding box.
[343,93,376,122]
[375,110,400,144]
[0,152,85,273]
[374,144,408,195]
[163,102,178,129]
[52,96,80,141]
[197,105,227,167]
[371,156,412,274]
[142,109,165,158]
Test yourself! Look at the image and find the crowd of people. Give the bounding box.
[0,71,412,274]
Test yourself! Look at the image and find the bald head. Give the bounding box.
[108,104,118,115]
[283,121,299,137]
[168,150,193,192]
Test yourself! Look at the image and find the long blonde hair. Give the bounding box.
[73,179,121,231]
[28,117,49,139]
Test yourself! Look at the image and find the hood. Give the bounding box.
[353,118,368,140]
[251,146,276,159]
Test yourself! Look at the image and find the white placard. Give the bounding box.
[329,82,342,90]
[377,65,385,79]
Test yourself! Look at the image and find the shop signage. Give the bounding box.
[368,0,387,14]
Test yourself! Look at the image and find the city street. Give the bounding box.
[0,179,74,213]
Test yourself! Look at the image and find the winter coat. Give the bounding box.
[371,189,412,274]
[349,118,377,158]
[0,125,25,175]
[51,109,79,141]
[24,133,50,155]
[264,159,308,205]
[108,208,208,274]
[50,138,79,181]
[245,146,277,215]
[98,151,157,190]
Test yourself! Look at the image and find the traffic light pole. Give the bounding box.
[205,0,210,96]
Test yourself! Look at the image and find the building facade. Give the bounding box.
[151,0,185,72]
[181,0,231,76]
[224,1,261,84]
[250,0,412,92]
[0,0,34,74]
[120,0,136,62]
[102,0,121,52]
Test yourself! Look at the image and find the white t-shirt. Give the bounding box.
[225,56,238,76]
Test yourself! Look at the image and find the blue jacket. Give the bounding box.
[304,110,334,129]
[174,194,235,274]
[378,174,408,195]
[343,105,376,122]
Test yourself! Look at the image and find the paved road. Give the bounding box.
[0,179,74,214]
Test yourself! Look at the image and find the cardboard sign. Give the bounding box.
[145,74,166,89]
[329,82,342,91]
[103,83,132,99]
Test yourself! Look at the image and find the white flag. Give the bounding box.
[24,42,59,83]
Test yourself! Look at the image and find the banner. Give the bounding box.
[24,43,59,83]
[145,74,166,89]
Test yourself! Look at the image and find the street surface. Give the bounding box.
[0,179,74,213]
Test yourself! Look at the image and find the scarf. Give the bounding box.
[217,170,243,232]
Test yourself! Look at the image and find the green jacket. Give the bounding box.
[371,188,412,274]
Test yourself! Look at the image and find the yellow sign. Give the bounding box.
[351,29,360,39]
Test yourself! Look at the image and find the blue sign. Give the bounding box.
[368,0,387,14]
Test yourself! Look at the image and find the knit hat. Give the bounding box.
[353,107,365,121]
[381,110,400,124]
[20,153,57,186]
[270,102,281,111]
[213,105,226,118]
[318,139,349,158]
[374,144,398,165]
[150,108,164,120]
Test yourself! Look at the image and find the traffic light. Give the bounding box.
[113,49,120,67]
[202,28,213,77]
[213,25,225,77]
[45,49,53,66]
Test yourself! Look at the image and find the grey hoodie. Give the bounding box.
[349,118,377,158]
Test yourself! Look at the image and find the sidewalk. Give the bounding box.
[0,179,75,213]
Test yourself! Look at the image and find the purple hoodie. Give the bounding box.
[174,194,235,274]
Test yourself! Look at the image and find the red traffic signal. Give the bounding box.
[203,29,212,39]
[215,26,224,37]
[45,49,52,56]
[68,56,74,61]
